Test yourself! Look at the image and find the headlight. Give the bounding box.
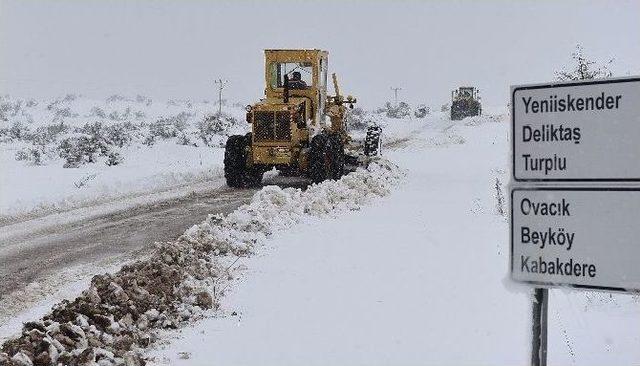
[245,105,252,112]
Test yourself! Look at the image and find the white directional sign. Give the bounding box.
[511,188,640,291]
[512,78,640,182]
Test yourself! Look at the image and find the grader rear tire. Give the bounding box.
[309,133,343,183]
[224,134,263,188]
[330,134,345,180]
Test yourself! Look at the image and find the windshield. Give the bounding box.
[460,88,473,97]
[270,62,313,89]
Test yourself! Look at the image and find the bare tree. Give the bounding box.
[555,44,614,81]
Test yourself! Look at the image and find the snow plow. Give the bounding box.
[224,49,381,187]
[450,86,482,120]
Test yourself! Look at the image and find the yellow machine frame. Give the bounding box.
[248,49,354,169]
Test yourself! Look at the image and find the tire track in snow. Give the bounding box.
[0,175,309,320]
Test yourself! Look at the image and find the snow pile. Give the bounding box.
[0,159,404,366]
[181,159,405,256]
[0,237,220,366]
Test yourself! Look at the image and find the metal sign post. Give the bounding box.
[531,288,548,366]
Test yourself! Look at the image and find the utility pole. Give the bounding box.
[390,87,402,105]
[214,79,228,114]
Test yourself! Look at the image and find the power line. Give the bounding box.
[390,87,402,104]
[214,79,228,114]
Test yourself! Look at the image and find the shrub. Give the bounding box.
[136,95,152,106]
[9,121,29,140]
[62,94,77,103]
[347,107,369,130]
[52,107,76,122]
[104,122,136,148]
[414,104,430,119]
[555,44,613,81]
[90,106,107,118]
[143,135,155,146]
[58,134,109,167]
[26,123,69,146]
[176,132,197,147]
[197,112,237,146]
[0,100,23,118]
[149,121,176,139]
[105,151,123,166]
[76,121,104,138]
[106,94,126,103]
[385,101,411,119]
[0,127,9,142]
[15,147,46,165]
[108,110,121,121]
[149,112,191,139]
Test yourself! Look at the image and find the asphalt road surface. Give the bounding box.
[0,176,309,298]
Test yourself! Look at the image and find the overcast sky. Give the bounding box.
[1,0,639,108]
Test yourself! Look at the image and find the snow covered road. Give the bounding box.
[148,116,640,365]
[4,114,640,365]
[147,117,534,365]
[0,175,309,324]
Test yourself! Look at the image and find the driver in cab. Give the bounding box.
[288,71,307,89]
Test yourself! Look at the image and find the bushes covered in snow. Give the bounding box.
[15,147,47,166]
[58,134,109,167]
[148,112,191,139]
[197,112,239,146]
[414,104,430,119]
[383,101,412,119]
[346,107,369,130]
[375,102,431,120]
[1,95,248,169]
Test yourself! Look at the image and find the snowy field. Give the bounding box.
[2,107,640,365]
[0,94,248,221]
[146,112,640,365]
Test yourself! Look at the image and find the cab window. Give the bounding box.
[270,62,313,89]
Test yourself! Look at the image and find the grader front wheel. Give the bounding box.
[224,134,263,188]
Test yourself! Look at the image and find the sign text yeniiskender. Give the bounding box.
[520,92,622,176]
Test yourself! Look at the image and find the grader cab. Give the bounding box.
[450,86,482,120]
[224,49,377,188]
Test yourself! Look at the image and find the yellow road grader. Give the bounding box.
[450,86,482,121]
[224,49,381,187]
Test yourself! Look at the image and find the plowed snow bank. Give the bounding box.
[1,159,404,366]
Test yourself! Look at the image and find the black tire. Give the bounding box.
[308,133,341,183]
[224,134,263,188]
[451,100,481,120]
[450,100,464,120]
[364,126,382,156]
[330,134,345,180]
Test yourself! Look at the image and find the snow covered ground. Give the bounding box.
[0,94,247,221]
[146,112,640,365]
[2,108,639,365]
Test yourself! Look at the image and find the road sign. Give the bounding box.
[511,187,640,291]
[512,77,640,182]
